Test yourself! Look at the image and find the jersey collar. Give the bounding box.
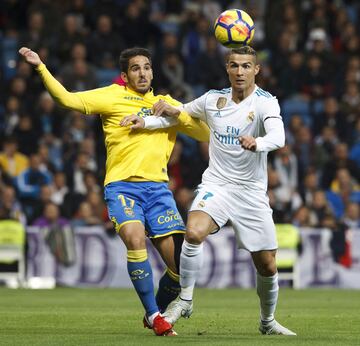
[125,85,154,98]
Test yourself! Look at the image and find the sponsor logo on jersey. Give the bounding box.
[247,111,255,122]
[197,200,205,208]
[124,96,143,101]
[214,131,241,145]
[137,107,152,118]
[216,97,227,109]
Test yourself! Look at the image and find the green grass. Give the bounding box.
[0,288,359,345]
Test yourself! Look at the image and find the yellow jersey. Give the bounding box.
[36,64,209,185]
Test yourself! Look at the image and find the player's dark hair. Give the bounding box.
[225,46,257,63]
[119,47,152,73]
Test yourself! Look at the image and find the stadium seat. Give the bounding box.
[0,220,26,288]
[275,224,301,289]
[281,98,310,126]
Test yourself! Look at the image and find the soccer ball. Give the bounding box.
[214,9,255,48]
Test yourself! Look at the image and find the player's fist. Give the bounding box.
[120,114,145,130]
[239,135,257,151]
[152,100,180,118]
[18,47,42,66]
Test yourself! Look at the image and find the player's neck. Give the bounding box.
[232,84,256,103]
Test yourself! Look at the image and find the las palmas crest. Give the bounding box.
[216,97,227,109]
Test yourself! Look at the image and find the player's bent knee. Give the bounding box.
[185,226,207,244]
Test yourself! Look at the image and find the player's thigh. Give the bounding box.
[188,184,229,243]
[186,210,219,244]
[251,249,277,276]
[119,222,147,250]
[151,233,183,273]
[230,188,278,252]
[144,183,186,238]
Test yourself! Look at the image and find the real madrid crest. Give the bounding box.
[247,111,255,122]
[216,97,227,109]
[197,200,205,208]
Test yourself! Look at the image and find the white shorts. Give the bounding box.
[189,183,278,252]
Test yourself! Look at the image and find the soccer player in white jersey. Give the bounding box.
[121,46,296,336]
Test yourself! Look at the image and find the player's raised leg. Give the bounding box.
[252,250,296,336]
[163,211,217,325]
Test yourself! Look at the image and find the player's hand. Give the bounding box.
[18,47,42,66]
[152,99,180,118]
[239,136,257,151]
[120,114,145,130]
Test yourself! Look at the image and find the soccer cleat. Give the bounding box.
[259,319,296,336]
[143,314,152,329]
[143,314,177,336]
[152,314,177,336]
[162,298,193,325]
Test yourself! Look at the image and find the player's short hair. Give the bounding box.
[225,46,257,63]
[119,47,152,73]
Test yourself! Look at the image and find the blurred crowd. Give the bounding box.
[0,0,359,264]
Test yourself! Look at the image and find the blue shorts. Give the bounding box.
[104,181,185,238]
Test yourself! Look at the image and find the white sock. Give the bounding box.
[148,311,159,325]
[256,272,279,322]
[179,240,203,301]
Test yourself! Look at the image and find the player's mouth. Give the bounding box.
[235,79,246,85]
[138,79,147,85]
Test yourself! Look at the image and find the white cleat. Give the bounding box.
[259,319,297,336]
[162,298,193,325]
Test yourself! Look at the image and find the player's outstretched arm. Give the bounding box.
[18,47,85,112]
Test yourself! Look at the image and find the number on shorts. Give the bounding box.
[118,194,135,208]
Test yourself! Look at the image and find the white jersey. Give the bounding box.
[144,85,285,191]
[183,86,284,190]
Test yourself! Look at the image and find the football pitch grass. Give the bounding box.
[0,288,359,346]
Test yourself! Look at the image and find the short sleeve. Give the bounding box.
[183,93,208,121]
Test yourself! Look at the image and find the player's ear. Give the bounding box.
[225,62,230,74]
[254,64,260,76]
[121,71,128,83]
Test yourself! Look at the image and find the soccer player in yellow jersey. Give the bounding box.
[19,46,209,336]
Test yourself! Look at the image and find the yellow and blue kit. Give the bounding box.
[36,64,209,236]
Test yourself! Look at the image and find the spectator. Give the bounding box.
[32,201,69,227]
[0,185,26,224]
[321,142,359,189]
[71,201,102,227]
[0,136,29,178]
[342,202,360,229]
[16,153,52,221]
